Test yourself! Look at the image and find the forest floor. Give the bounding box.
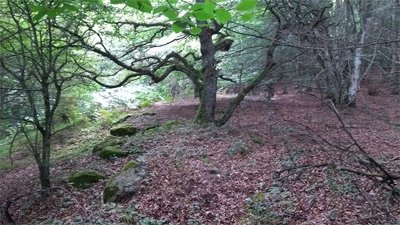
[1,81,400,225]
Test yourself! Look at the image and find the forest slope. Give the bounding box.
[1,82,400,225]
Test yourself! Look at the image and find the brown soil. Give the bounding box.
[1,83,400,225]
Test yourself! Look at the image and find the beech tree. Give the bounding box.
[0,0,83,189]
[38,0,284,125]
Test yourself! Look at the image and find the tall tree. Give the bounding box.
[0,0,82,189]
[50,0,284,125]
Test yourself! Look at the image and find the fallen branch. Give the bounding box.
[298,92,398,186]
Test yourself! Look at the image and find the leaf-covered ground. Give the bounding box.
[1,82,400,225]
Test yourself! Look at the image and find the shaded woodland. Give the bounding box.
[1,0,400,224]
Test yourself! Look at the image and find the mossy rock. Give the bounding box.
[68,171,105,189]
[103,185,119,203]
[103,161,136,203]
[99,146,129,159]
[93,136,125,153]
[145,123,160,130]
[162,120,179,130]
[110,123,137,136]
[143,128,158,135]
[142,112,156,116]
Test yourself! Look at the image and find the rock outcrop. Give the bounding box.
[103,160,148,203]
[110,123,137,136]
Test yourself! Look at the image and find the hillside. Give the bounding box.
[1,82,400,225]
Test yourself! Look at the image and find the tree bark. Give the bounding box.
[347,0,371,105]
[38,130,51,189]
[347,32,364,106]
[193,0,218,124]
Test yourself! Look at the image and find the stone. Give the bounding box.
[99,146,129,159]
[103,161,148,203]
[93,136,125,153]
[110,123,137,136]
[68,171,105,189]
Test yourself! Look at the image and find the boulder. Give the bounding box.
[110,123,137,136]
[68,171,105,189]
[99,146,129,159]
[93,136,125,153]
[103,160,148,203]
[142,112,156,116]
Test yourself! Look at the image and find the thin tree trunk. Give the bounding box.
[347,31,364,106]
[216,27,281,126]
[38,130,51,189]
[347,0,371,105]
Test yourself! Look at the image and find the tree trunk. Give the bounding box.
[36,129,51,190]
[391,0,400,94]
[193,1,218,124]
[347,0,371,105]
[216,26,281,126]
[347,34,364,106]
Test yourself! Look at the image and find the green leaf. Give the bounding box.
[85,0,102,3]
[189,27,202,35]
[172,21,186,33]
[185,19,196,27]
[236,0,258,11]
[110,0,124,4]
[62,3,79,12]
[138,0,152,13]
[126,0,139,8]
[53,7,66,14]
[191,3,203,11]
[181,4,190,10]
[203,0,216,14]
[241,13,254,21]
[167,0,178,4]
[193,9,214,21]
[153,6,168,14]
[33,9,47,21]
[162,9,178,20]
[197,23,209,28]
[215,8,231,24]
[30,6,46,12]
[46,9,57,18]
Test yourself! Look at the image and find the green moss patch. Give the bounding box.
[110,123,137,136]
[250,135,264,146]
[68,171,105,189]
[99,146,129,159]
[142,112,156,116]
[162,120,179,130]
[93,136,125,153]
[103,185,120,203]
